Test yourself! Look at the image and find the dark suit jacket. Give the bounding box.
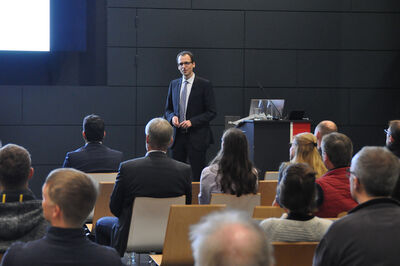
[62,143,123,173]
[109,151,192,255]
[1,227,123,266]
[165,75,217,151]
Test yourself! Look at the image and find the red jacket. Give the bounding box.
[314,167,358,218]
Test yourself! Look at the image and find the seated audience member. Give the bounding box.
[63,114,123,172]
[190,210,273,266]
[0,144,48,253]
[314,120,338,153]
[261,163,332,242]
[385,119,400,158]
[1,168,123,266]
[198,128,258,204]
[290,132,327,177]
[313,147,400,266]
[95,118,192,256]
[314,132,357,218]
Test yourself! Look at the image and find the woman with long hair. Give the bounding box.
[198,128,258,204]
[290,132,327,178]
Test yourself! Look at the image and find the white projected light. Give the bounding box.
[0,0,50,51]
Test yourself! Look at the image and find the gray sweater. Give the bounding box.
[0,199,48,253]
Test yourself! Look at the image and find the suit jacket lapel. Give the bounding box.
[175,79,182,113]
[187,76,196,111]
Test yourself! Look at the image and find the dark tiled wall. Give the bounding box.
[1,0,399,197]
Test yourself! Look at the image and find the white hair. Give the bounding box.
[190,210,273,266]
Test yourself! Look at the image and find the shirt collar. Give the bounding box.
[182,73,195,84]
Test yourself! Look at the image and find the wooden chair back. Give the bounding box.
[126,196,186,253]
[88,172,118,182]
[191,182,200,204]
[273,241,318,266]
[210,193,260,215]
[91,181,115,230]
[252,206,286,219]
[161,204,226,266]
[258,180,278,206]
[337,211,347,218]
[85,174,117,222]
[264,171,279,180]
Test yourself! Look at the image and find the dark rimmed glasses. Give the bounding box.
[178,61,192,66]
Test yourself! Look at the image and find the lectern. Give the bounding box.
[238,120,311,178]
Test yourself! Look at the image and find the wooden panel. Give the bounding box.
[258,180,278,206]
[245,50,297,87]
[253,206,286,219]
[107,48,137,86]
[22,86,135,124]
[92,181,116,230]
[137,9,244,48]
[107,8,137,46]
[297,51,400,88]
[0,86,22,123]
[273,242,318,266]
[191,182,200,204]
[108,0,190,8]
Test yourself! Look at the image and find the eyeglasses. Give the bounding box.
[346,168,356,179]
[384,129,391,136]
[178,61,192,66]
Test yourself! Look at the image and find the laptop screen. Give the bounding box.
[249,99,285,119]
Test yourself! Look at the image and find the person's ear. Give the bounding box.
[28,167,34,180]
[82,131,87,141]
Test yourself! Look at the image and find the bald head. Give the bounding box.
[190,211,272,266]
[314,120,338,149]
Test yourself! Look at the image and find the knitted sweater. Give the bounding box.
[260,215,332,242]
[0,191,48,253]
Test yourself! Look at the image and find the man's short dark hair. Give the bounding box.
[0,144,31,189]
[45,168,98,227]
[83,114,105,142]
[278,163,316,213]
[176,50,195,64]
[322,132,353,168]
[388,120,400,143]
[351,147,400,197]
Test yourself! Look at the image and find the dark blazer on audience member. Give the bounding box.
[62,142,123,173]
[1,227,123,266]
[109,151,192,255]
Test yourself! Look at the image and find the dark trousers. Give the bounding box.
[95,216,118,247]
[172,131,206,182]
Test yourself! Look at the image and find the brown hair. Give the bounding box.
[45,168,98,227]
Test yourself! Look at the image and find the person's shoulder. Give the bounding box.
[104,145,123,156]
[87,242,123,264]
[66,146,85,155]
[2,239,43,263]
[169,157,191,170]
[194,76,212,85]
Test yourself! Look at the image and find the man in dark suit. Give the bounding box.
[1,168,123,266]
[95,117,192,256]
[62,114,123,173]
[165,50,217,181]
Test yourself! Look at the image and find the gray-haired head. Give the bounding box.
[190,210,273,266]
[351,146,400,197]
[145,117,173,151]
[322,132,353,168]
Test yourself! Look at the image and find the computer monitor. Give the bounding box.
[249,99,285,119]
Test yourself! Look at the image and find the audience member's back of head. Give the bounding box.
[211,128,257,197]
[321,132,353,168]
[145,117,173,150]
[291,132,327,177]
[83,114,105,142]
[351,146,400,197]
[315,120,338,137]
[190,210,273,266]
[278,163,316,214]
[44,168,98,227]
[388,120,400,145]
[0,144,31,190]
